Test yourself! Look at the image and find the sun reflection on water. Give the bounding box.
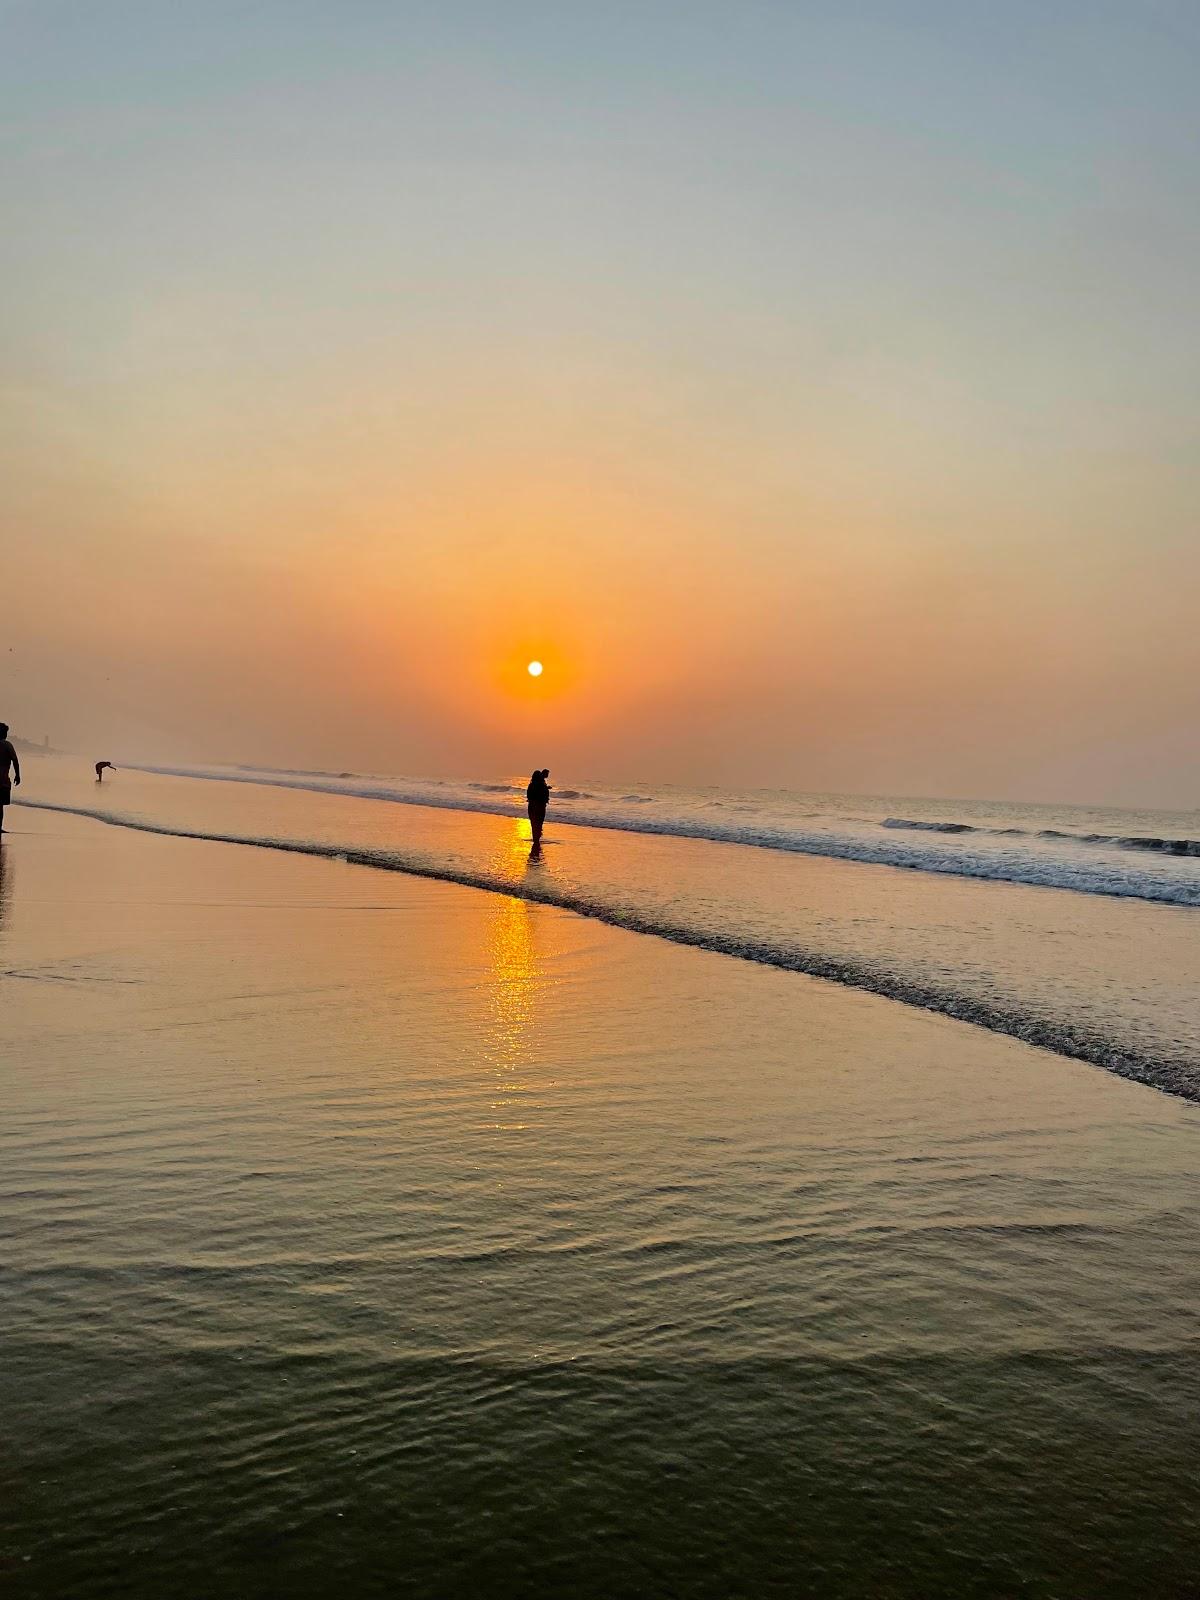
[483,884,542,1129]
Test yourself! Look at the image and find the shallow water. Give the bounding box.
[21,761,1200,1099]
[3,807,1200,1596]
[146,761,1200,904]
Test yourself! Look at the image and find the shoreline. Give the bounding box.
[115,760,1200,906]
[16,790,1200,1105]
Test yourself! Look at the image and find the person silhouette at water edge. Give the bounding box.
[527,767,550,851]
[0,724,20,834]
[95,761,115,782]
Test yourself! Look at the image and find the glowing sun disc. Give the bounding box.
[527,660,543,676]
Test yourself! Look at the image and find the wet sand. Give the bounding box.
[3,807,1200,1597]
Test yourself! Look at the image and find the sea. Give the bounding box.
[28,761,1200,1101]
[6,761,1200,1597]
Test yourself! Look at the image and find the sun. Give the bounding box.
[527,660,543,677]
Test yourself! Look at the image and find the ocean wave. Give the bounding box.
[19,797,1200,1105]
[235,764,365,781]
[1102,834,1200,857]
[883,815,1200,858]
[882,818,977,834]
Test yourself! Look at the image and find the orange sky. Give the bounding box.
[3,4,1198,805]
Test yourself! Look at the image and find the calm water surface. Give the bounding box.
[3,789,1200,1597]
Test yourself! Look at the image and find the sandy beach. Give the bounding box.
[4,804,1200,1597]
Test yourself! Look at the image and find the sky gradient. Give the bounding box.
[3,1,1198,803]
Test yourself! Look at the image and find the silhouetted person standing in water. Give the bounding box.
[95,761,115,782]
[527,767,550,847]
[0,725,20,833]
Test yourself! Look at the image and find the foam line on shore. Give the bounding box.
[17,797,1200,1105]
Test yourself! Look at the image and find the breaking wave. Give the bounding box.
[884,816,1200,858]
[882,818,977,835]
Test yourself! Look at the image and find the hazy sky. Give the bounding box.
[3,1,1198,804]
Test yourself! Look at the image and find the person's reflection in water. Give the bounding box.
[526,767,550,852]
